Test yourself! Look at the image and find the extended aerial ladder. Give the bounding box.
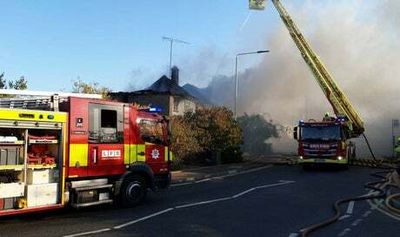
[271,0,364,138]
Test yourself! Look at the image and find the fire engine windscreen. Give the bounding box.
[301,125,341,141]
[138,119,165,145]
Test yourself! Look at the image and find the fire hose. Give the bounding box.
[299,133,397,237]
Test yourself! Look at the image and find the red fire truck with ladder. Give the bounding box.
[0,90,172,216]
[271,0,365,167]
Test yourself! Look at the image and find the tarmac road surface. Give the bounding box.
[0,165,398,237]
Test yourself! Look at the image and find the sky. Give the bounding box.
[0,0,283,91]
[1,0,399,156]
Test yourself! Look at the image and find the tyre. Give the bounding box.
[119,175,147,207]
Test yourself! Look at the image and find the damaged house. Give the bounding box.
[110,66,198,116]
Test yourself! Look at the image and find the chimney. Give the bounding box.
[171,66,179,85]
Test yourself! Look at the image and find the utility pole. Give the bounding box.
[162,36,189,77]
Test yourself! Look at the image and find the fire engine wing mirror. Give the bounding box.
[293,126,298,140]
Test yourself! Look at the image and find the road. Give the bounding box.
[0,165,399,237]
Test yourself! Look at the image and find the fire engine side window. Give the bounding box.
[138,119,164,145]
[101,110,117,128]
[89,104,123,143]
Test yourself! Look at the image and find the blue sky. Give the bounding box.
[0,0,286,91]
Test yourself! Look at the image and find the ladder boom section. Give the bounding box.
[271,0,364,137]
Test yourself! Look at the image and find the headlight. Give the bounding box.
[299,156,304,160]
[337,156,343,160]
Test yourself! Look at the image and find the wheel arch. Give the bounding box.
[115,163,155,196]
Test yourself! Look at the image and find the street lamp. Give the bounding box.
[234,50,269,118]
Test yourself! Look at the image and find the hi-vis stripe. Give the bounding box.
[69,144,172,167]
[69,144,88,167]
[0,108,67,122]
[123,144,145,164]
[165,147,173,162]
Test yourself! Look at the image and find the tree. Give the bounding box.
[72,80,110,98]
[8,76,28,90]
[0,73,27,90]
[170,115,202,167]
[0,73,6,89]
[237,113,279,156]
[170,106,243,166]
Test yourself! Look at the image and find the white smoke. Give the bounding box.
[203,0,400,157]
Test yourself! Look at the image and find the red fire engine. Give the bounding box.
[271,0,364,167]
[0,91,172,216]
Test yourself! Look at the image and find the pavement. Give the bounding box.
[171,155,296,185]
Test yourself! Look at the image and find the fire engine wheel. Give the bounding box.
[120,175,147,207]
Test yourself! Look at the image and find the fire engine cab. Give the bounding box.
[0,90,172,216]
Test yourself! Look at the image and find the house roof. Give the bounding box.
[136,75,194,98]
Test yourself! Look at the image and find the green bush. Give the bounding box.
[170,107,242,166]
[237,113,279,156]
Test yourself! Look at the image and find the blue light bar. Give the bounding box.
[148,107,162,113]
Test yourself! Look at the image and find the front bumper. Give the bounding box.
[298,157,348,165]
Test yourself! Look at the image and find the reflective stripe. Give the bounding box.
[124,144,138,165]
[137,144,146,162]
[0,108,67,122]
[164,147,173,162]
[69,144,88,167]
[124,144,130,165]
[164,147,168,162]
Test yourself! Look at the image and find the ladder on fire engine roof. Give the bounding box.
[271,0,365,138]
[0,89,102,111]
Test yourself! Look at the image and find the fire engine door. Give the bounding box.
[88,103,125,176]
[137,118,168,173]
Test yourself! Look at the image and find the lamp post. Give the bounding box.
[234,50,269,118]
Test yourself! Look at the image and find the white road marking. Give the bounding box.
[64,178,293,237]
[232,188,256,198]
[362,210,372,218]
[279,180,294,183]
[288,233,299,237]
[351,218,362,226]
[63,228,111,237]
[338,214,351,221]
[337,228,351,237]
[175,197,232,209]
[256,181,295,189]
[113,208,174,229]
[346,201,355,214]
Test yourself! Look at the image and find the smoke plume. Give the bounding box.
[200,0,400,157]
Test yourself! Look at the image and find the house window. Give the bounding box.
[173,97,179,112]
[184,100,194,113]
